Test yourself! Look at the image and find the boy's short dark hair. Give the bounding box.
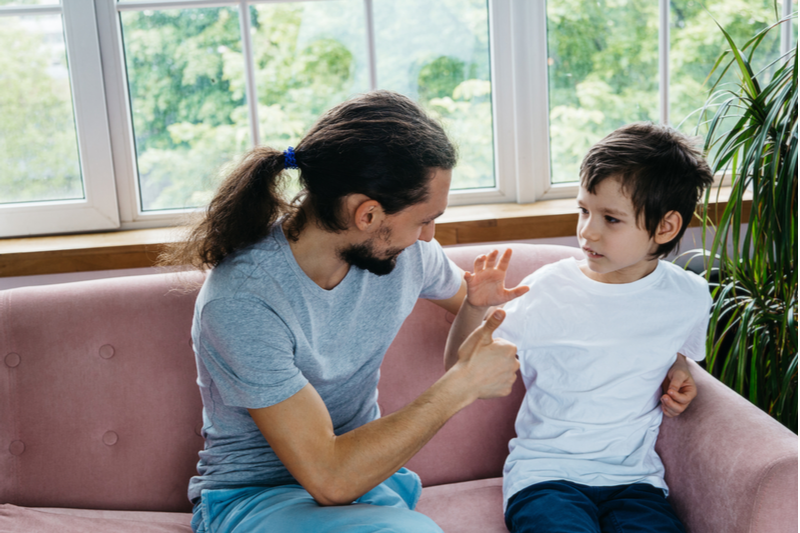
[580,122,714,258]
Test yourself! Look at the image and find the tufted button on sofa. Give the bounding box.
[0,243,796,532]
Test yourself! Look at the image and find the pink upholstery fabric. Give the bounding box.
[657,359,798,533]
[0,504,192,532]
[417,478,507,533]
[0,272,205,513]
[0,242,796,533]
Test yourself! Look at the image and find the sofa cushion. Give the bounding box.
[0,504,192,532]
[416,477,507,532]
[0,478,507,533]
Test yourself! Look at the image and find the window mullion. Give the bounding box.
[240,2,260,147]
[659,0,669,125]
[504,0,552,203]
[61,0,120,224]
[364,0,377,90]
[780,0,793,54]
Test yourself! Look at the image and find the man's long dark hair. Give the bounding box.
[160,90,457,269]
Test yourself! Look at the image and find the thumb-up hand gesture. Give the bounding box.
[456,309,519,399]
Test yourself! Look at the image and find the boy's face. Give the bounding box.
[576,176,659,284]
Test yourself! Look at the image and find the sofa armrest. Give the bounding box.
[656,359,797,533]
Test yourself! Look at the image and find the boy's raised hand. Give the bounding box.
[466,249,530,308]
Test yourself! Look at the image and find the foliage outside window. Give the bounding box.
[546,0,787,184]
[120,0,493,212]
[0,0,794,237]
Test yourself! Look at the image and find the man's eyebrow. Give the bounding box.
[424,210,446,223]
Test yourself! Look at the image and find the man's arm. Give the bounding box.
[248,310,518,506]
[660,353,697,417]
[444,249,529,369]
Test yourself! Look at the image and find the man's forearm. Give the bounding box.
[252,310,517,507]
[320,365,478,504]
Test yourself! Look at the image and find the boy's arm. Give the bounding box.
[445,249,529,370]
[660,353,697,417]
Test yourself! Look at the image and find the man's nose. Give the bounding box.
[420,222,435,242]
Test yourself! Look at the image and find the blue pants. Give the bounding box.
[191,468,443,533]
[505,480,686,533]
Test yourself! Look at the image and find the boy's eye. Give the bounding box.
[578,207,588,215]
[605,216,620,224]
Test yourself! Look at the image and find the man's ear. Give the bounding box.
[345,194,384,232]
[654,210,683,244]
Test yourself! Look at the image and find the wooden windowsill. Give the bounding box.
[0,188,750,278]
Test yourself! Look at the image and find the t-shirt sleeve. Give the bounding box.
[679,288,713,362]
[197,297,308,409]
[417,239,464,301]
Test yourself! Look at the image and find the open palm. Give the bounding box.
[466,249,530,307]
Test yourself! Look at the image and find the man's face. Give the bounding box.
[339,168,452,276]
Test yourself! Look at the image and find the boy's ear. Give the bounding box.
[654,210,683,244]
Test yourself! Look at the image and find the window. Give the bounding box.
[0,0,794,237]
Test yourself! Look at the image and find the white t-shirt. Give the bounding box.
[496,257,711,508]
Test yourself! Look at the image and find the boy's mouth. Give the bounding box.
[583,246,604,258]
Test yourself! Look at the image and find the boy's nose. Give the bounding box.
[579,219,599,241]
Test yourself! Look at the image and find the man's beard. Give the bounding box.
[338,238,404,276]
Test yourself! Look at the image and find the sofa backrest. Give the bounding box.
[0,243,581,512]
[0,270,206,513]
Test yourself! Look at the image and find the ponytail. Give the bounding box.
[160,90,457,271]
[159,146,291,269]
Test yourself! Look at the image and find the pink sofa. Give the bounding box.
[0,243,796,533]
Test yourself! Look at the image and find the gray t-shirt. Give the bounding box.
[187,223,462,502]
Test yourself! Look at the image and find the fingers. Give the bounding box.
[472,250,504,274]
[497,248,513,271]
[661,392,688,418]
[485,249,499,269]
[472,255,484,275]
[480,309,506,335]
[507,285,530,298]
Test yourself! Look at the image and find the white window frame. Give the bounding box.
[1,0,795,237]
[0,0,119,237]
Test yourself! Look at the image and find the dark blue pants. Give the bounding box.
[505,481,686,533]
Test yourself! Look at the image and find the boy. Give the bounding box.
[445,122,714,533]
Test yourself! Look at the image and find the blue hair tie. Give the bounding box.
[283,147,299,169]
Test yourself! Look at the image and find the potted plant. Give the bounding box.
[695,11,797,432]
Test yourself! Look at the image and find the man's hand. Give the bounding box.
[660,354,697,417]
[466,249,529,308]
[451,308,519,400]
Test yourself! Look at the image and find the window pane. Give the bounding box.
[120,8,250,211]
[547,1,659,184]
[373,0,494,191]
[670,0,784,138]
[0,15,83,205]
[250,1,370,151]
